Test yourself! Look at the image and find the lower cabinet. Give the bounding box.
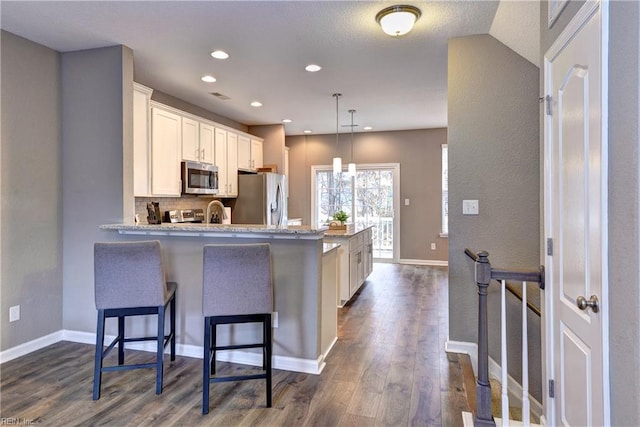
[325,227,373,307]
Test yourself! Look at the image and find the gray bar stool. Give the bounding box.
[93,240,177,400]
[202,243,273,414]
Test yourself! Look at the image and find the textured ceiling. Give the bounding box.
[1,1,538,136]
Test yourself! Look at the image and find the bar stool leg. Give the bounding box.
[118,316,125,365]
[93,310,106,400]
[211,321,217,374]
[265,314,272,408]
[170,295,176,361]
[203,317,211,414]
[156,306,165,395]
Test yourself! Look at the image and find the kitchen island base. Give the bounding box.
[99,224,336,374]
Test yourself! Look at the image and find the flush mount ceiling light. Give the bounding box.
[282,119,292,123]
[250,101,263,107]
[363,126,373,131]
[305,64,322,72]
[201,75,216,83]
[211,50,229,59]
[304,130,312,134]
[375,5,421,37]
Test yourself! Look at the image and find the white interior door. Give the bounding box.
[544,2,608,425]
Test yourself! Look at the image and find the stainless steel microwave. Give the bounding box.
[181,161,218,195]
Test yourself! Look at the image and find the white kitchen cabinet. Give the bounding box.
[363,228,373,277]
[238,136,263,171]
[199,123,215,164]
[133,83,153,197]
[237,135,251,170]
[250,138,263,170]
[324,227,374,307]
[214,128,238,197]
[227,133,238,196]
[181,116,199,162]
[182,118,214,164]
[151,106,182,196]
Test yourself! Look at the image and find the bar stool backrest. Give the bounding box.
[94,240,167,309]
[202,244,273,317]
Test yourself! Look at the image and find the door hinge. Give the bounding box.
[547,238,553,256]
[549,379,555,398]
[545,95,553,116]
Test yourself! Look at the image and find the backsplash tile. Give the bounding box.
[135,196,229,223]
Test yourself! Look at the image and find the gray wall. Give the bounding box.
[607,2,640,423]
[541,1,640,425]
[0,31,63,351]
[286,129,449,262]
[447,33,540,346]
[61,46,133,331]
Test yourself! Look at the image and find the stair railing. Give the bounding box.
[464,249,545,427]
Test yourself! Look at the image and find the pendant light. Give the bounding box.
[332,93,342,174]
[347,109,357,177]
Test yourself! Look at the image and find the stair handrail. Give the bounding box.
[464,248,544,427]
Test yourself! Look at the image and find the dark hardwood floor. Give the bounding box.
[0,263,471,426]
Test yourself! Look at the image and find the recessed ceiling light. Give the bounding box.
[303,130,312,134]
[250,101,263,107]
[363,126,373,131]
[305,64,322,72]
[201,75,216,83]
[211,50,229,59]
[282,119,292,123]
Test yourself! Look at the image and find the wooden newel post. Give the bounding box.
[474,250,496,426]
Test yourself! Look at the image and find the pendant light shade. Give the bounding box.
[333,157,343,174]
[347,162,356,177]
[332,93,342,174]
[376,5,421,37]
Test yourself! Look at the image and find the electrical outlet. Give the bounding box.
[431,243,436,250]
[404,198,410,206]
[273,312,278,328]
[9,305,20,322]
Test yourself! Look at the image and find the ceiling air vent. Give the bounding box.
[209,92,231,100]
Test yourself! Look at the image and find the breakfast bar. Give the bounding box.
[100,223,338,374]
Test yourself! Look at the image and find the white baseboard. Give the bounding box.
[3,329,325,375]
[399,258,448,267]
[446,340,543,421]
[0,330,63,364]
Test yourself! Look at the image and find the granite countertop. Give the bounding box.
[324,224,374,238]
[100,222,328,240]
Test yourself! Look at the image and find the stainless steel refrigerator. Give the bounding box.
[233,173,288,225]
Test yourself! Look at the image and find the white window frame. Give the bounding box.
[311,163,400,263]
[440,144,448,238]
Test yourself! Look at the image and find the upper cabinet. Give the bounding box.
[238,136,263,171]
[237,135,251,170]
[251,139,264,170]
[199,123,215,164]
[133,83,262,198]
[215,129,239,197]
[151,106,182,196]
[181,116,199,162]
[133,83,153,197]
[182,117,214,164]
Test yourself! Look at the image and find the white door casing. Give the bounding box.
[544,1,609,425]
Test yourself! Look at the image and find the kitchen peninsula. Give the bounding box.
[100,222,337,375]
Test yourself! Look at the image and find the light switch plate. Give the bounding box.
[404,198,410,206]
[9,305,20,322]
[463,200,479,215]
